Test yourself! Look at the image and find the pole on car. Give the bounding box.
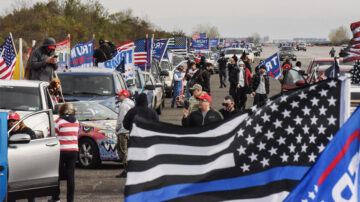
[53,71,66,103]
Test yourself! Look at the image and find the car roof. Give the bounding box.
[57,68,117,75]
[0,79,47,87]
[312,58,344,62]
[317,65,353,72]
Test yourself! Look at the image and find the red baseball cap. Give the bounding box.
[8,112,20,121]
[116,89,130,98]
[197,93,212,103]
[48,45,56,50]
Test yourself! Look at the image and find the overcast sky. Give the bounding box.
[1,0,359,40]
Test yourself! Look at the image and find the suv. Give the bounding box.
[57,68,128,112]
[279,46,297,61]
[2,110,60,201]
[296,43,307,51]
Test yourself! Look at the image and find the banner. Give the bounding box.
[191,38,209,50]
[70,39,94,67]
[55,37,70,70]
[210,39,219,47]
[152,39,168,61]
[262,53,282,79]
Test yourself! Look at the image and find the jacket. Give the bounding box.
[199,69,211,94]
[251,72,270,94]
[228,63,238,84]
[182,108,223,127]
[116,98,135,134]
[219,109,239,120]
[55,115,79,152]
[123,93,159,132]
[173,70,183,90]
[29,46,58,81]
[217,58,228,70]
[236,67,252,87]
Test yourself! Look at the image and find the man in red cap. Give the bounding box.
[182,93,223,127]
[29,37,58,81]
[115,89,134,178]
[8,112,36,139]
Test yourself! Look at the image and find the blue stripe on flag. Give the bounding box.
[125,166,309,202]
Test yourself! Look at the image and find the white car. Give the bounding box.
[223,48,245,61]
[141,71,164,114]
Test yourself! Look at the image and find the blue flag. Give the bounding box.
[262,53,282,79]
[152,39,168,61]
[210,39,219,47]
[285,106,360,201]
[191,38,209,50]
[325,58,340,79]
[70,39,94,67]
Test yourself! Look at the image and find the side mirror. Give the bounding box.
[160,70,169,77]
[296,80,306,86]
[145,85,155,90]
[9,134,31,144]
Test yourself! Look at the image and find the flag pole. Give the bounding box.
[19,38,23,79]
[9,33,18,57]
[146,34,149,74]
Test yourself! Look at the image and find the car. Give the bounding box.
[67,101,120,168]
[296,43,307,51]
[252,46,261,57]
[279,46,297,61]
[57,68,128,112]
[281,68,307,92]
[6,110,60,201]
[141,71,164,114]
[223,48,245,60]
[159,59,175,97]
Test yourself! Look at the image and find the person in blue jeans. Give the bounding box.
[171,66,184,108]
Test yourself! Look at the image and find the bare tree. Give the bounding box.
[329,26,350,45]
[192,24,220,38]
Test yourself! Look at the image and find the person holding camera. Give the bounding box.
[29,37,58,81]
[219,96,239,120]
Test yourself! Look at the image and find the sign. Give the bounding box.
[210,39,219,47]
[55,37,70,71]
[152,39,168,61]
[70,39,94,67]
[262,53,281,79]
[101,48,134,80]
[191,38,209,50]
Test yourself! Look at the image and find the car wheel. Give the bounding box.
[79,138,101,169]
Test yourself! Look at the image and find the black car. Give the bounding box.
[279,46,297,61]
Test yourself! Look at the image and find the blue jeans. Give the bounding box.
[219,69,227,87]
[172,87,181,107]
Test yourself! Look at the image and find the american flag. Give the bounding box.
[125,79,346,201]
[117,41,134,52]
[0,36,17,80]
[134,38,152,69]
[344,21,360,62]
[192,33,206,41]
[168,36,187,56]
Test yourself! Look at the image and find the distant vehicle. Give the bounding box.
[279,46,297,61]
[159,59,175,97]
[141,71,164,114]
[296,43,307,51]
[70,101,119,168]
[57,68,128,112]
[223,48,245,60]
[126,68,154,109]
[252,46,261,57]
[6,110,60,201]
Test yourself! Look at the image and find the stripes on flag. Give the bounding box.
[0,36,17,80]
[167,36,187,56]
[345,21,360,62]
[117,41,134,52]
[134,38,152,69]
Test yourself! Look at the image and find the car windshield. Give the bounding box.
[225,49,243,55]
[0,86,41,111]
[72,102,117,121]
[284,69,305,85]
[281,47,294,51]
[172,55,185,67]
[160,61,172,71]
[58,74,114,96]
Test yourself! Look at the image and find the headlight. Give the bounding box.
[98,129,117,140]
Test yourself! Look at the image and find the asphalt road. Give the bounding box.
[23,46,338,202]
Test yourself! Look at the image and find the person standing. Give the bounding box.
[251,65,269,106]
[182,93,223,127]
[115,89,134,178]
[172,66,184,108]
[217,53,228,88]
[199,63,212,95]
[293,61,302,71]
[228,58,238,104]
[241,52,252,73]
[29,37,58,81]
[219,96,239,120]
[50,103,79,202]
[329,47,336,58]
[185,62,200,98]
[236,61,252,111]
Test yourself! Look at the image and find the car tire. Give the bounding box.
[78,138,101,169]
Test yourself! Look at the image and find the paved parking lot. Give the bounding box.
[25,46,338,202]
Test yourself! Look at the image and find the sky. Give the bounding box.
[1,0,359,40]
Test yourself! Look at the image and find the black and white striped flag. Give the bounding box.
[168,36,188,56]
[125,79,347,202]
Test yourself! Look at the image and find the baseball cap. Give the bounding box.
[8,112,20,121]
[197,93,212,103]
[48,45,56,50]
[116,89,130,98]
[190,84,202,91]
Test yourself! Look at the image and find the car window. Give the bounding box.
[58,74,114,96]
[143,74,153,86]
[284,69,305,85]
[117,73,127,90]
[281,47,294,51]
[22,112,52,138]
[160,61,171,71]
[113,74,122,92]
[0,86,41,111]
[72,102,117,121]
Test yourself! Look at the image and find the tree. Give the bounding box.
[329,26,350,45]
[192,24,220,38]
[247,33,261,44]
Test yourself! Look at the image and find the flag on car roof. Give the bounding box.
[168,36,187,56]
[284,106,360,201]
[134,38,152,70]
[0,36,17,80]
[345,21,360,62]
[125,79,348,201]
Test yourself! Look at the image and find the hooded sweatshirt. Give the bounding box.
[55,115,79,152]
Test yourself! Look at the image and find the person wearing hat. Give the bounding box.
[187,84,204,113]
[197,55,206,70]
[8,112,36,139]
[235,60,252,111]
[281,56,292,70]
[171,65,184,108]
[251,65,269,106]
[29,37,58,81]
[182,93,223,127]
[217,53,228,88]
[115,89,135,177]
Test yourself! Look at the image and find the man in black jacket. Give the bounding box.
[228,58,238,102]
[217,53,227,88]
[251,65,270,106]
[182,93,223,127]
[199,63,212,95]
[123,93,159,132]
[29,37,58,81]
[219,95,239,120]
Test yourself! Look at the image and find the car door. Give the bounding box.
[151,76,162,108]
[0,112,7,201]
[7,110,59,193]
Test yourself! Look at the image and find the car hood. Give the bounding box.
[63,95,113,102]
[80,120,117,131]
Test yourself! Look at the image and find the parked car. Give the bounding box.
[6,110,60,201]
[279,46,297,61]
[159,59,175,97]
[141,71,164,114]
[57,68,128,112]
[68,101,120,168]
